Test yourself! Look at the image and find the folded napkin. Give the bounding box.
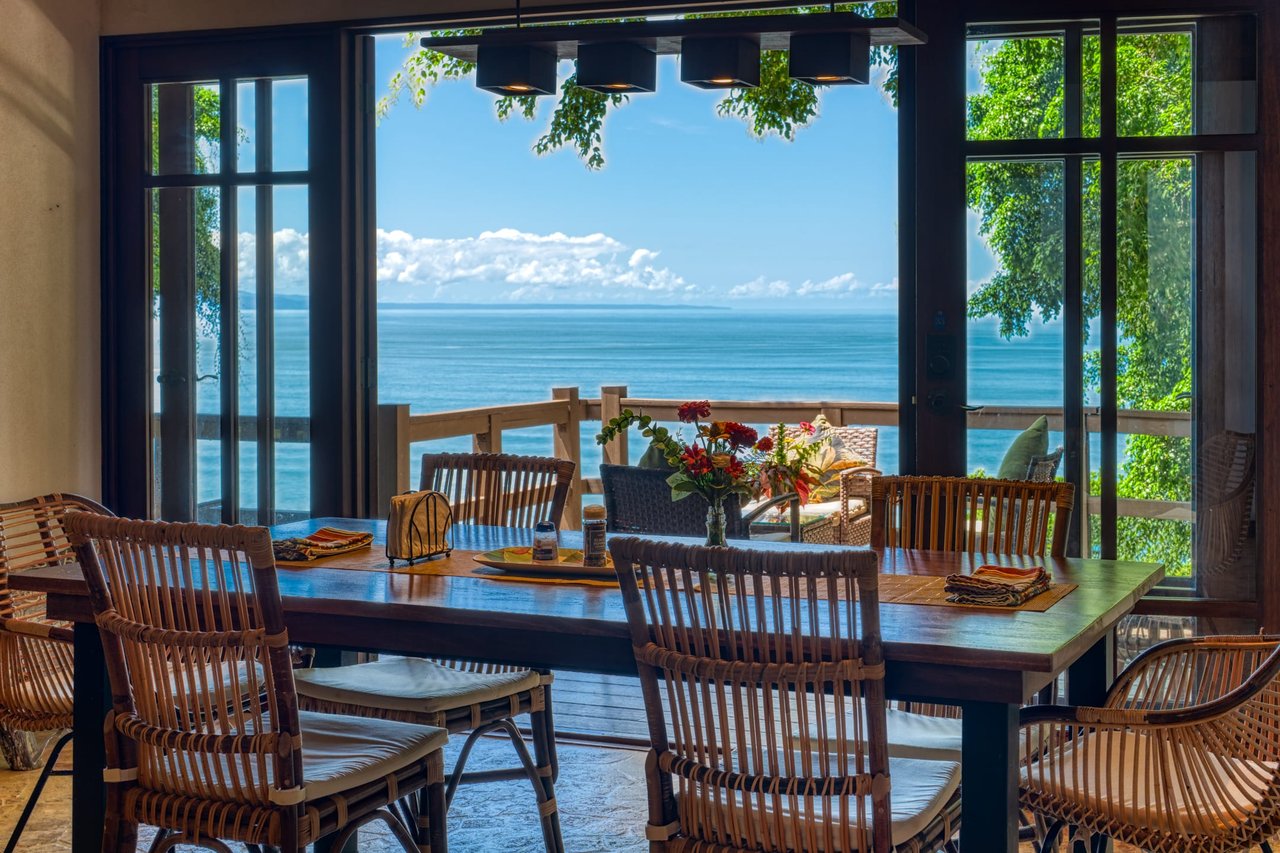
[944,565,1050,607]
[273,527,374,562]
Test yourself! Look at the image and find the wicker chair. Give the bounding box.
[784,424,880,546]
[66,514,449,853]
[609,537,962,853]
[1195,430,1256,577]
[600,463,801,542]
[1021,634,1280,853]
[869,475,1075,558]
[420,451,576,528]
[0,493,113,853]
[297,449,570,851]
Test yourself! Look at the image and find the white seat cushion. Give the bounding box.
[1021,728,1276,829]
[710,755,958,849]
[298,710,447,801]
[294,657,542,714]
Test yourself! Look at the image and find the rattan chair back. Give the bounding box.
[600,464,751,539]
[609,538,892,853]
[1022,634,1280,850]
[0,493,112,731]
[420,452,575,529]
[65,514,304,836]
[870,475,1074,557]
[1195,430,1256,576]
[783,425,879,466]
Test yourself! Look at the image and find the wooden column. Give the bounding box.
[376,403,410,505]
[1258,3,1280,630]
[553,387,583,529]
[600,385,629,465]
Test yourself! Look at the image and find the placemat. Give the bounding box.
[878,573,1076,612]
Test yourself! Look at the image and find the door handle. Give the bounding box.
[926,392,985,414]
[959,404,985,412]
[156,373,188,386]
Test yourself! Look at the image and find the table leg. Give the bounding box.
[72,622,109,853]
[960,700,1018,852]
[1067,633,1115,707]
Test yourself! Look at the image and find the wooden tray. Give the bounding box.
[472,547,616,579]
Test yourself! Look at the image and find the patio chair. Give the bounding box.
[599,463,802,542]
[608,537,961,852]
[420,451,576,528]
[788,424,881,545]
[297,449,571,851]
[869,475,1075,558]
[66,514,449,853]
[1021,633,1280,853]
[1195,430,1256,577]
[0,493,113,853]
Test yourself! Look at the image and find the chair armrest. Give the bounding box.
[742,493,799,525]
[837,468,881,501]
[1105,633,1280,710]
[1,616,74,645]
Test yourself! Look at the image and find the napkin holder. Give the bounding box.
[386,490,453,565]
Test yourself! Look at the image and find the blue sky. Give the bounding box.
[256,34,1001,308]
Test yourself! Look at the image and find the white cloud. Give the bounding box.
[729,272,896,300]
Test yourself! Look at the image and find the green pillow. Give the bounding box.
[996,416,1049,480]
[637,443,672,469]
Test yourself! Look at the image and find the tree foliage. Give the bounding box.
[966,33,1195,572]
[380,2,898,170]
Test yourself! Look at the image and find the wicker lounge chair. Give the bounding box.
[295,451,570,851]
[609,537,962,852]
[0,493,113,853]
[66,514,449,853]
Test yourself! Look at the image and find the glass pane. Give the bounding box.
[1117,29,1193,137]
[1113,158,1193,578]
[148,82,222,175]
[967,35,1064,141]
[236,80,257,173]
[1191,15,1258,136]
[273,184,310,521]
[965,160,1065,475]
[272,78,309,172]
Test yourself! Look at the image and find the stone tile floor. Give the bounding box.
[0,735,1269,852]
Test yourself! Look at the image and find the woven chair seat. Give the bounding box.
[293,710,447,801]
[1021,728,1276,832]
[295,658,541,714]
[690,754,959,850]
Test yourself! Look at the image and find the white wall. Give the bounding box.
[0,0,102,502]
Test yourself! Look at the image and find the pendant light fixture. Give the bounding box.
[789,31,871,85]
[576,42,658,94]
[473,0,558,96]
[680,36,760,89]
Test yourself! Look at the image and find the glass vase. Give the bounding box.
[705,499,729,547]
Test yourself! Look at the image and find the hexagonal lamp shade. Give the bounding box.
[788,31,871,85]
[576,42,657,94]
[475,43,557,96]
[679,36,760,89]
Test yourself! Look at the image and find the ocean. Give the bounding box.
[199,305,1077,512]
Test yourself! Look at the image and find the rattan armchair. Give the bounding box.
[296,449,570,851]
[1021,634,1280,853]
[785,424,880,546]
[420,451,576,528]
[869,475,1075,558]
[66,514,449,853]
[0,493,112,853]
[609,538,962,853]
[600,463,802,541]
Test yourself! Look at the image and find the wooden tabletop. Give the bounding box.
[13,518,1163,705]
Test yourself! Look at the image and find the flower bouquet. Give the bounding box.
[753,421,829,510]
[596,400,774,547]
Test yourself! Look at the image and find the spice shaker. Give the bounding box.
[582,504,608,567]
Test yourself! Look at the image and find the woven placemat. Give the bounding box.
[878,573,1076,612]
[278,546,619,587]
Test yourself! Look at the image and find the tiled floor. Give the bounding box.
[0,735,1269,852]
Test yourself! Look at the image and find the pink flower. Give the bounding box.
[799,421,816,435]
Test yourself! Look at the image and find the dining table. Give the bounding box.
[10,517,1164,853]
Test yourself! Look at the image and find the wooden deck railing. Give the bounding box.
[376,386,1193,530]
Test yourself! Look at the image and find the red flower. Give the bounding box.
[755,436,774,452]
[680,444,712,475]
[723,422,758,448]
[726,458,745,480]
[799,421,816,435]
[678,401,711,423]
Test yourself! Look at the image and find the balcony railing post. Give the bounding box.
[553,386,584,529]
[376,404,411,508]
[600,385,629,465]
[474,415,503,454]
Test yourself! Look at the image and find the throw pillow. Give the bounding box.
[637,443,672,469]
[996,415,1049,480]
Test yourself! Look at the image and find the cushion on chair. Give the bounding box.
[1021,728,1275,829]
[798,706,1041,764]
[297,710,447,801]
[718,755,958,849]
[294,657,542,714]
[997,416,1050,480]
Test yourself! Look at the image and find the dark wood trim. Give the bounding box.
[1258,2,1280,630]
[966,134,1260,157]
[1063,26,1086,557]
[353,33,382,518]
[1099,16,1119,559]
[897,0,918,475]
[218,75,240,525]
[1132,596,1257,618]
[142,170,311,188]
[255,79,277,523]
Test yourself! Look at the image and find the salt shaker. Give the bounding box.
[532,520,558,562]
